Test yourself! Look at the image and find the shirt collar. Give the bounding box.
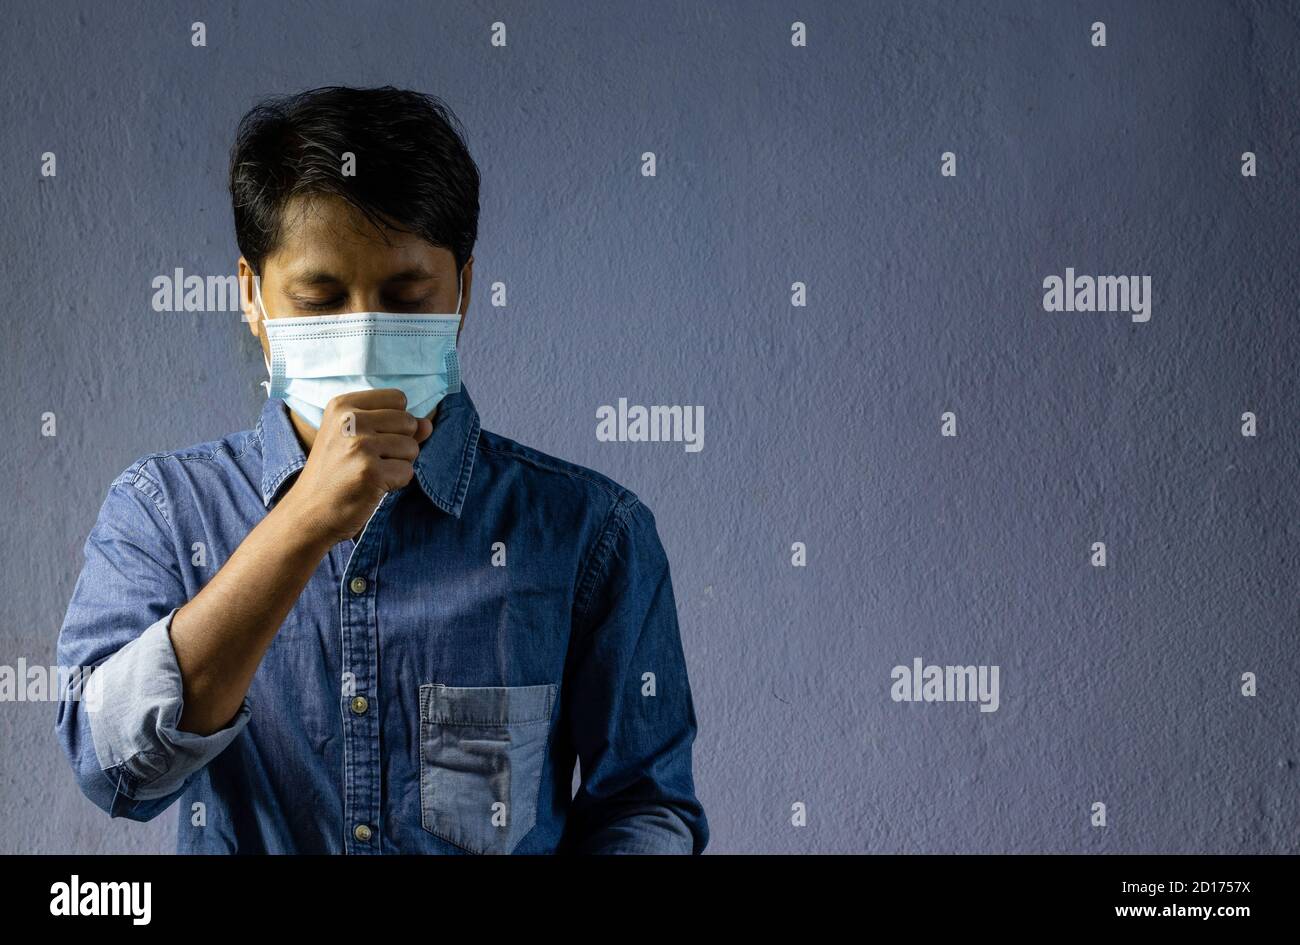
[257,383,481,518]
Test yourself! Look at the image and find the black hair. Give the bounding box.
[229,86,480,276]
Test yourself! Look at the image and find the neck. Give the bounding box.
[289,411,317,452]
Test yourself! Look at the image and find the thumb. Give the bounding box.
[416,417,434,442]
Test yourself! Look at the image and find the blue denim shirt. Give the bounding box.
[54,383,708,854]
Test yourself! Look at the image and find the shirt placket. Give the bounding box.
[339,491,398,854]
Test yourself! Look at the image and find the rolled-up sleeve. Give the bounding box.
[562,494,709,854]
[55,464,251,821]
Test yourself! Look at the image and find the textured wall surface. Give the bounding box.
[2,0,1298,853]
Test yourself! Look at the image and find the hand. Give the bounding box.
[280,388,433,545]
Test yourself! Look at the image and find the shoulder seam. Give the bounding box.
[478,441,632,506]
[110,460,173,529]
[572,492,641,635]
[106,429,256,528]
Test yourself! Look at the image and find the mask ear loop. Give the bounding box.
[445,268,465,395]
[254,274,274,393]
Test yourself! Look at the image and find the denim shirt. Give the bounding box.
[54,383,708,854]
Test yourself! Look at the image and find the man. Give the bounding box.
[54,86,708,854]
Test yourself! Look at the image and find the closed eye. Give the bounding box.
[285,292,440,314]
[382,295,437,312]
[291,295,347,313]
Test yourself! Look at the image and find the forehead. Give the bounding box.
[265,194,451,279]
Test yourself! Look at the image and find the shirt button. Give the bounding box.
[349,576,368,594]
[354,823,372,843]
[350,695,369,715]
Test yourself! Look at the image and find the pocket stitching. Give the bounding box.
[418,685,432,843]
[511,689,555,851]
[418,683,556,854]
[424,682,555,725]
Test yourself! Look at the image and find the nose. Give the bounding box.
[346,290,385,314]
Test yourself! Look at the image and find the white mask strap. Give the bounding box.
[253,274,273,392]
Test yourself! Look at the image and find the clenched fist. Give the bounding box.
[280,388,433,544]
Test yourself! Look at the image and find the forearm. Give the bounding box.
[170,491,333,734]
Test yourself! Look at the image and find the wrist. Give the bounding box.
[269,486,343,553]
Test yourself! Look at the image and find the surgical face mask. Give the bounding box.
[256,273,463,429]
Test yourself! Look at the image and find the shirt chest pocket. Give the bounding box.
[418,682,557,855]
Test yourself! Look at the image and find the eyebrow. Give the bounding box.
[285,267,439,288]
[384,267,439,284]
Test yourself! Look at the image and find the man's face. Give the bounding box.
[239,193,471,361]
[238,193,471,444]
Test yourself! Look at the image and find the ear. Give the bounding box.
[238,257,261,339]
